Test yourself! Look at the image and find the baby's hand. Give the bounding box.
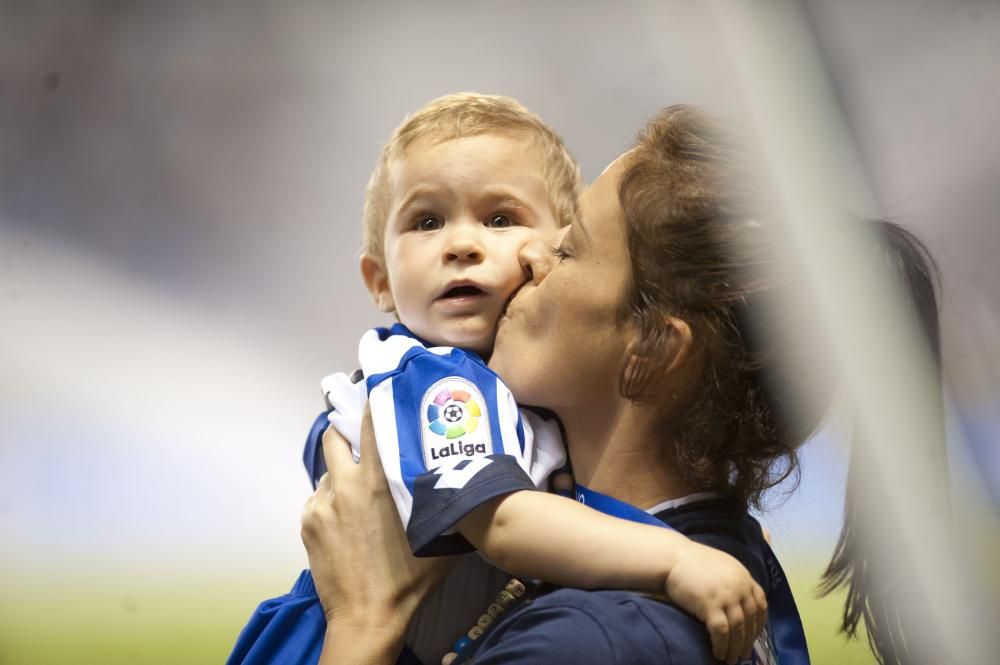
[665,540,767,665]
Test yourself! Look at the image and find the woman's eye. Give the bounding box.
[550,244,572,262]
[487,214,513,228]
[416,216,443,231]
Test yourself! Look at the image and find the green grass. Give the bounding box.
[0,570,290,665]
[787,571,877,665]
[0,567,877,664]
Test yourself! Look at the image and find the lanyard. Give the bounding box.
[758,540,811,665]
[574,484,811,665]
[574,484,676,528]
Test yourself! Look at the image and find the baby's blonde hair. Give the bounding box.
[362,93,582,265]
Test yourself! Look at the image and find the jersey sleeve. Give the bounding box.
[359,325,546,556]
[321,370,366,462]
[303,371,367,489]
[302,411,330,490]
[520,409,568,490]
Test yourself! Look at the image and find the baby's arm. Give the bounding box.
[458,490,766,665]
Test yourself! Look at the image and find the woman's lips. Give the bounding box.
[497,282,527,326]
[498,282,526,322]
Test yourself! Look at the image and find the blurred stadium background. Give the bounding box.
[1,1,997,663]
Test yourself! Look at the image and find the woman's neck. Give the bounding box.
[558,400,694,511]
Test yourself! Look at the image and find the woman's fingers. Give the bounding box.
[359,403,378,461]
[359,403,387,480]
[300,472,329,542]
[322,424,356,484]
[315,471,331,492]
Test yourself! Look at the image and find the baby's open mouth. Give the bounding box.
[440,285,486,299]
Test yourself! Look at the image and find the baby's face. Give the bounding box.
[369,133,561,356]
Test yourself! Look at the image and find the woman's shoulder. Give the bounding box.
[470,588,715,665]
[658,497,771,586]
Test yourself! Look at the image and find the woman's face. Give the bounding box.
[490,155,635,410]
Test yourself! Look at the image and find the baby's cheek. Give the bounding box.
[393,302,433,342]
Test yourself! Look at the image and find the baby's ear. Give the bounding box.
[360,253,395,313]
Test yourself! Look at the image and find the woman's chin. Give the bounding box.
[488,336,516,378]
[486,339,507,374]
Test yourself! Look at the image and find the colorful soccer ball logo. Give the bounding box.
[426,387,482,439]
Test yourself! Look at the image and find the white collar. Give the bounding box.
[645,491,723,515]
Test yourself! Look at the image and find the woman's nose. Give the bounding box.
[518,233,558,285]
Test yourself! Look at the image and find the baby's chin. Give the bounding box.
[444,334,495,359]
[420,326,496,358]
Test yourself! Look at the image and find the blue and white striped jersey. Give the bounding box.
[308,323,566,556]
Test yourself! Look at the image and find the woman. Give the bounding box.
[303,106,942,664]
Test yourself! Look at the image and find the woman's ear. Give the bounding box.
[622,316,695,397]
[360,253,395,313]
[660,316,694,374]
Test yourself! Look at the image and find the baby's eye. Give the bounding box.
[486,214,513,228]
[416,216,443,231]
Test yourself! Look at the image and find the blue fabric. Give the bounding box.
[574,484,677,529]
[303,412,329,490]
[226,570,423,665]
[226,571,324,665]
[405,454,536,557]
[465,587,716,665]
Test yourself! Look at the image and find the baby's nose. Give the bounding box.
[445,231,484,262]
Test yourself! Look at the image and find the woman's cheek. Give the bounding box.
[494,337,546,406]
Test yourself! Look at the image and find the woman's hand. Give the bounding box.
[300,406,454,664]
[665,540,768,665]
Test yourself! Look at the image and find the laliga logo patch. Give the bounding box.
[421,377,492,469]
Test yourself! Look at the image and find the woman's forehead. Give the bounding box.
[574,158,630,259]
[583,153,628,211]
[597,148,637,179]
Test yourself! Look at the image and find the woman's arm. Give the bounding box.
[457,492,766,665]
[301,409,454,665]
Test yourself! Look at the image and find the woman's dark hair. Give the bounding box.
[620,105,946,664]
[818,222,945,665]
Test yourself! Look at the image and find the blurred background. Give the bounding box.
[1,1,997,663]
